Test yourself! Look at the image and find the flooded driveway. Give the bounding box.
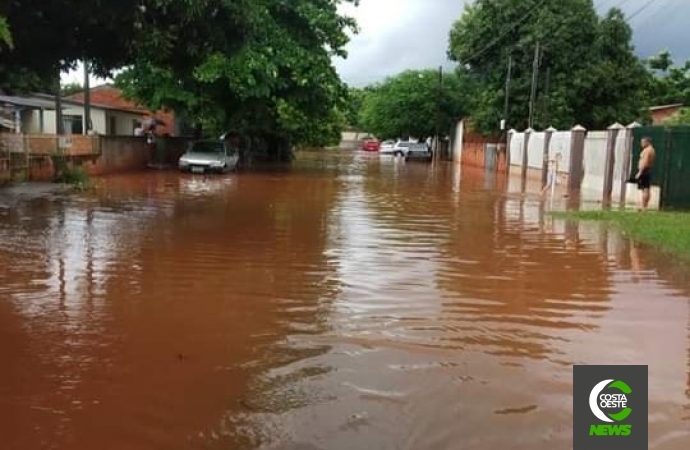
[1,151,688,450]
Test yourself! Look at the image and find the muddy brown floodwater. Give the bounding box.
[0,151,689,450]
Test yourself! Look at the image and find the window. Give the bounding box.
[110,116,117,135]
[64,115,83,135]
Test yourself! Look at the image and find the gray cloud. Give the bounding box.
[336,0,690,87]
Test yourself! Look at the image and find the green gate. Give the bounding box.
[632,126,690,210]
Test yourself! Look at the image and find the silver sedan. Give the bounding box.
[178,140,239,174]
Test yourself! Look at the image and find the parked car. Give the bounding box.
[361,138,381,152]
[178,139,239,174]
[388,140,416,157]
[405,143,433,162]
[379,140,396,153]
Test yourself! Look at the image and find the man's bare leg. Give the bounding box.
[642,189,652,211]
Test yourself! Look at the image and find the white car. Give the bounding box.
[178,140,239,174]
[388,141,416,157]
[379,140,396,153]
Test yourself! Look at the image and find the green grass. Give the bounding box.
[551,210,690,261]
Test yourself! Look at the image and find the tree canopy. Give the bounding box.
[645,50,690,107]
[0,1,143,93]
[448,0,649,133]
[359,69,469,140]
[0,15,11,49]
[1,0,357,150]
[112,0,357,150]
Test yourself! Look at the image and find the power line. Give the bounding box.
[609,0,635,11]
[460,0,548,67]
[627,0,660,21]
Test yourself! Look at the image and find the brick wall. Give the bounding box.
[651,106,682,125]
[1,133,193,181]
[461,131,500,169]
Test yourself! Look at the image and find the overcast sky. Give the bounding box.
[64,0,688,87]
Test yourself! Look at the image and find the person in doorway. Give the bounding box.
[635,136,656,211]
[541,153,562,197]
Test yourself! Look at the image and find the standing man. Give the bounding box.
[635,136,656,211]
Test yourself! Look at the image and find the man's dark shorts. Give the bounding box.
[637,169,652,190]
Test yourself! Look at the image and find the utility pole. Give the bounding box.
[503,53,512,131]
[528,41,541,130]
[55,69,63,135]
[542,66,551,126]
[435,65,443,160]
[83,59,92,135]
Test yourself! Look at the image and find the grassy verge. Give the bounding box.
[551,210,690,261]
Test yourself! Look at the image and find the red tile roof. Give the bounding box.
[67,85,176,136]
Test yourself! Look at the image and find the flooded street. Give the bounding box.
[1,151,688,450]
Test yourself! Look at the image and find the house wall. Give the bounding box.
[40,109,122,135]
[68,86,178,136]
[20,110,41,134]
[651,107,682,125]
[106,111,142,136]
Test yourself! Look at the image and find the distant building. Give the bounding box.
[649,103,684,125]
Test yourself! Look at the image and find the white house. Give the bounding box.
[0,93,146,136]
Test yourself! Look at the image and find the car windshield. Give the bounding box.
[191,142,224,154]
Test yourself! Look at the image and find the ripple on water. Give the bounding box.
[0,156,688,450]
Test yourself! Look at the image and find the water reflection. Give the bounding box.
[0,153,688,450]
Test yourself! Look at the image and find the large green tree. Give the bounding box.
[0,1,141,93]
[359,69,469,140]
[115,0,357,153]
[448,0,647,133]
[1,0,356,151]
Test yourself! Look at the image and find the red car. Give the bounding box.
[361,139,381,152]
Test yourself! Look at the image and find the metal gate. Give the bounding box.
[632,126,690,209]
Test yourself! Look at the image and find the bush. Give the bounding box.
[51,153,90,189]
[55,166,90,187]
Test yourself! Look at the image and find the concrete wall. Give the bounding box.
[503,126,661,208]
[550,132,573,174]
[581,131,608,196]
[526,132,545,170]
